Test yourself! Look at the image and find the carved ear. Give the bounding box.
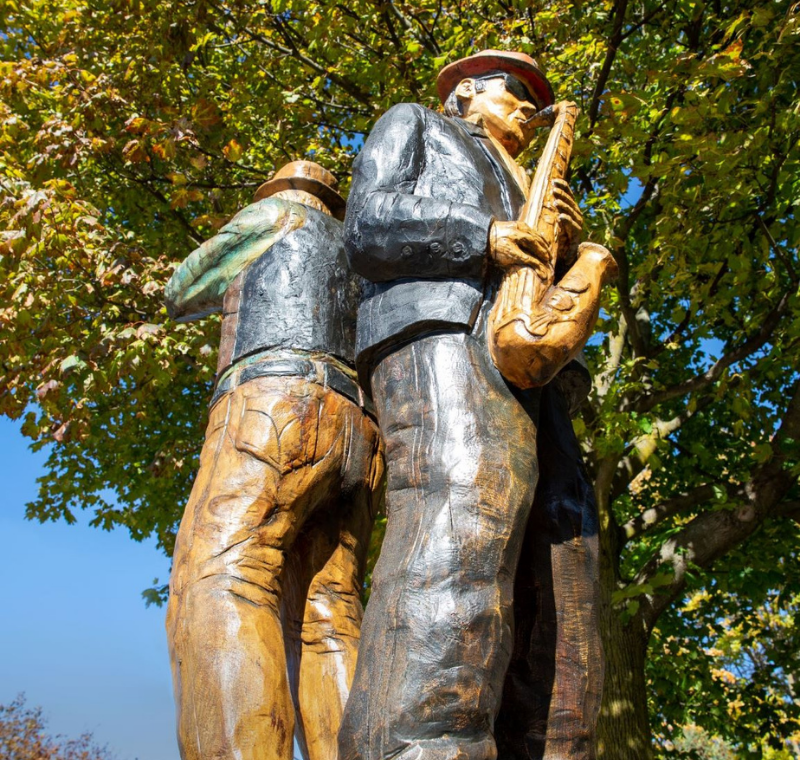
[454,78,475,101]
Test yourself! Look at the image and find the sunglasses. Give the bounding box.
[474,73,538,108]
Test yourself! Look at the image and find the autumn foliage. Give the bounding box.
[0,695,113,760]
[1,0,799,757]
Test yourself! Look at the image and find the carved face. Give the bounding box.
[456,76,538,158]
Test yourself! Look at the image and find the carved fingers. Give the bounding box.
[552,178,583,262]
[489,220,553,279]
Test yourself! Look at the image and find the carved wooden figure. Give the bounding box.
[164,161,384,760]
[487,100,618,389]
[338,51,615,760]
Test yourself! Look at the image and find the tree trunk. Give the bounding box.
[594,459,653,760]
[596,609,651,760]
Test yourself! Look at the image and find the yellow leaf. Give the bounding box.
[223,138,242,162]
[722,39,743,60]
[152,139,176,160]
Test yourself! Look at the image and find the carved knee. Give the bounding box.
[301,585,361,652]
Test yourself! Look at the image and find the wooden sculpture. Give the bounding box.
[164,161,384,760]
[488,101,618,389]
[338,50,615,760]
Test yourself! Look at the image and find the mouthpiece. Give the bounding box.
[519,105,557,128]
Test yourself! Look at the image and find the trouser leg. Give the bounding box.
[496,384,604,760]
[293,487,376,760]
[167,377,354,760]
[339,332,541,760]
[166,390,294,760]
[288,407,383,760]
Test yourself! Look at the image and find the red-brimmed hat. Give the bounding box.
[436,49,554,110]
[254,160,346,220]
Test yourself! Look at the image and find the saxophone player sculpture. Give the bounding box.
[339,50,617,760]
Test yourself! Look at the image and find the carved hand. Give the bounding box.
[489,220,552,279]
[553,178,583,264]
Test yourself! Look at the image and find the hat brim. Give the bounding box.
[253,176,346,221]
[437,51,554,110]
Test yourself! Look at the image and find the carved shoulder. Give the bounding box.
[164,198,306,321]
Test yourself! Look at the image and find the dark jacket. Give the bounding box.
[345,102,527,374]
[223,209,359,371]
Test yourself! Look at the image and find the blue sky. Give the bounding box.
[0,416,177,759]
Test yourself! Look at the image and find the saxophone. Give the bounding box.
[487,101,616,389]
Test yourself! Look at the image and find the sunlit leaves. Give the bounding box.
[0,0,798,754]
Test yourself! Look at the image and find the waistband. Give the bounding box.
[210,353,377,419]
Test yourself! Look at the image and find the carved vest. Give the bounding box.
[217,208,360,376]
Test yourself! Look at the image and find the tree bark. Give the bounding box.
[596,606,651,760]
[594,459,653,760]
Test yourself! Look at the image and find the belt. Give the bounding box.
[210,355,377,419]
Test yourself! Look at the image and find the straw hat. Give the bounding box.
[254,160,346,220]
[436,49,554,110]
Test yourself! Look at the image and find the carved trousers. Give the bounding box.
[338,330,603,760]
[495,384,604,760]
[166,374,384,760]
[339,330,540,760]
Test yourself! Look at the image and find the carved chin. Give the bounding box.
[503,132,525,155]
[497,125,526,153]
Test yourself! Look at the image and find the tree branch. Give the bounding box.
[595,319,628,398]
[650,260,728,359]
[613,395,714,497]
[620,1,669,42]
[622,484,717,541]
[206,2,373,106]
[775,500,800,525]
[587,0,630,128]
[756,214,799,285]
[635,290,791,413]
[635,379,800,631]
[381,0,441,56]
[612,177,659,359]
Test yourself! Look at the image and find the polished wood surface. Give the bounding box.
[165,163,384,760]
[167,375,383,760]
[488,101,618,390]
[166,60,610,760]
[495,382,604,759]
[339,52,607,760]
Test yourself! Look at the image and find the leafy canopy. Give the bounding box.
[1,0,798,755]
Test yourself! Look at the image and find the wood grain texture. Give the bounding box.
[167,375,384,760]
[495,383,604,760]
[340,71,606,760]
[165,172,383,760]
[488,102,618,390]
[339,325,542,760]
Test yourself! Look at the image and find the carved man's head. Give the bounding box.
[253,160,346,220]
[437,50,554,158]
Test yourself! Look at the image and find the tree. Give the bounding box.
[0,695,114,760]
[0,0,798,756]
